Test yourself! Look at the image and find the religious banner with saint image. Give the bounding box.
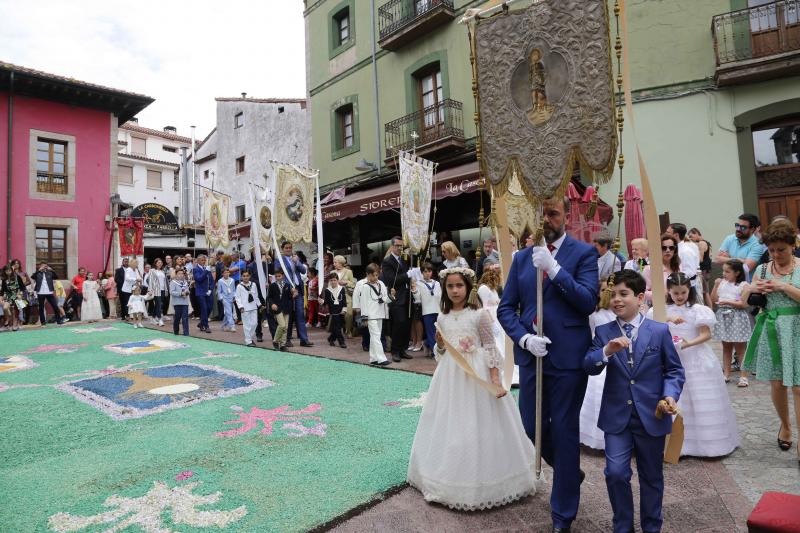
[117,217,144,256]
[272,163,318,244]
[249,184,272,253]
[398,150,434,255]
[203,190,230,249]
[473,0,617,204]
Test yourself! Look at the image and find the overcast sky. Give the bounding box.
[0,0,307,139]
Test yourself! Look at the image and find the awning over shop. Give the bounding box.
[321,160,614,225]
[322,162,483,222]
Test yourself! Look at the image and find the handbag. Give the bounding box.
[746,263,768,308]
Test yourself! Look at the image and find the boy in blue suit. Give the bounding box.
[584,270,685,533]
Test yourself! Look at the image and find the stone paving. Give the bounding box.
[53,316,799,531]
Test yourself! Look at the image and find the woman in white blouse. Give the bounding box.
[441,241,469,269]
[123,259,142,302]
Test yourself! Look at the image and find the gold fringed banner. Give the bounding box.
[273,164,318,244]
[620,0,666,322]
[203,190,230,249]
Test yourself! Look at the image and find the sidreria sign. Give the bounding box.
[131,203,180,233]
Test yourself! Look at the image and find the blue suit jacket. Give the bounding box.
[279,256,306,292]
[584,318,685,437]
[192,264,212,295]
[498,236,599,370]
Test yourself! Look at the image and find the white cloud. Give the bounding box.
[0,0,306,138]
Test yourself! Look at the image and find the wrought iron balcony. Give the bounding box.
[378,0,455,51]
[36,171,68,195]
[712,0,800,85]
[385,98,464,161]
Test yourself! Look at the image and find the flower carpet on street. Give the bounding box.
[0,326,429,532]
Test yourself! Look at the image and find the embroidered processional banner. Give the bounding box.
[273,164,318,244]
[117,217,144,256]
[473,0,617,203]
[249,185,272,253]
[203,190,230,249]
[503,171,539,240]
[398,151,434,255]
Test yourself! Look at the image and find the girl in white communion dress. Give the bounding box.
[407,267,536,510]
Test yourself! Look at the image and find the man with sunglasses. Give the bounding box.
[714,213,766,282]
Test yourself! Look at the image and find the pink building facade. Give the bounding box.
[0,62,152,278]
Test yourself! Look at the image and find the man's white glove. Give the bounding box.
[519,333,552,357]
[531,246,560,278]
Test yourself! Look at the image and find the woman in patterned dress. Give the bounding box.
[742,221,800,463]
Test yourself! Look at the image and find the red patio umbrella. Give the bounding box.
[624,184,645,256]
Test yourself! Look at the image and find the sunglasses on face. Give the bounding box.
[734,224,750,230]
[662,245,676,251]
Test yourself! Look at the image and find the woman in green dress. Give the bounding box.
[743,221,800,464]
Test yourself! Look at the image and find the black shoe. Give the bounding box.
[392,354,402,362]
[399,352,412,359]
[300,341,314,347]
[329,340,336,347]
[378,360,391,366]
[553,527,571,533]
[362,346,369,352]
[579,469,585,485]
[204,328,212,334]
[246,342,256,347]
[256,336,263,342]
[284,341,294,348]
[280,345,287,352]
[273,342,279,350]
[339,343,347,349]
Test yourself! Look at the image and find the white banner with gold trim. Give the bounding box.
[203,189,230,249]
[399,150,434,255]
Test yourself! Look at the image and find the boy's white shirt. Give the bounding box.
[235,282,259,311]
[355,277,388,319]
[411,278,442,315]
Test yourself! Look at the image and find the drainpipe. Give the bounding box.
[370,0,382,172]
[6,71,13,259]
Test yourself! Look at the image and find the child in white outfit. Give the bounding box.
[354,264,390,365]
[127,285,147,328]
[410,262,441,358]
[236,271,260,347]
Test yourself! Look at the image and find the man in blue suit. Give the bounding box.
[278,241,314,347]
[498,196,599,533]
[192,255,214,333]
[584,269,684,533]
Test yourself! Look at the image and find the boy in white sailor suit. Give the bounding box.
[353,263,390,366]
[236,271,261,347]
[584,269,684,533]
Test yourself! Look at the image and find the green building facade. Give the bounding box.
[305,0,800,260]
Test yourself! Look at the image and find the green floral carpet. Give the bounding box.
[0,325,429,532]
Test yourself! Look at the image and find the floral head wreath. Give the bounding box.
[439,267,481,307]
[438,266,476,283]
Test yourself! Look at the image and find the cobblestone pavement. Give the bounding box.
[80,317,797,530]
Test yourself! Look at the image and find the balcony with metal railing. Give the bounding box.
[384,98,464,161]
[378,0,455,51]
[36,171,68,194]
[712,0,800,85]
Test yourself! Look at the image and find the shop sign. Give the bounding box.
[131,203,180,233]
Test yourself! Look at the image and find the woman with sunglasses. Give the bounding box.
[643,234,681,305]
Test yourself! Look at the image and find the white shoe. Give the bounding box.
[158,319,164,327]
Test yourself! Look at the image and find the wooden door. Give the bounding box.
[758,192,800,226]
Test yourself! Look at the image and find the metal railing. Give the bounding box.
[385,98,463,157]
[378,0,454,40]
[36,171,68,194]
[713,0,800,65]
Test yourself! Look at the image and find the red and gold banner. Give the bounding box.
[117,217,144,256]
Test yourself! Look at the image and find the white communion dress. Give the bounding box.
[650,304,740,457]
[407,307,536,510]
[80,280,103,321]
[579,308,617,450]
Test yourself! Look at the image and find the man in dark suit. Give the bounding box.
[498,196,599,533]
[114,257,130,320]
[248,251,275,343]
[278,241,313,347]
[381,236,411,363]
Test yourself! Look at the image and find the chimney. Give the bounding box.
[241,92,247,99]
[164,126,177,134]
